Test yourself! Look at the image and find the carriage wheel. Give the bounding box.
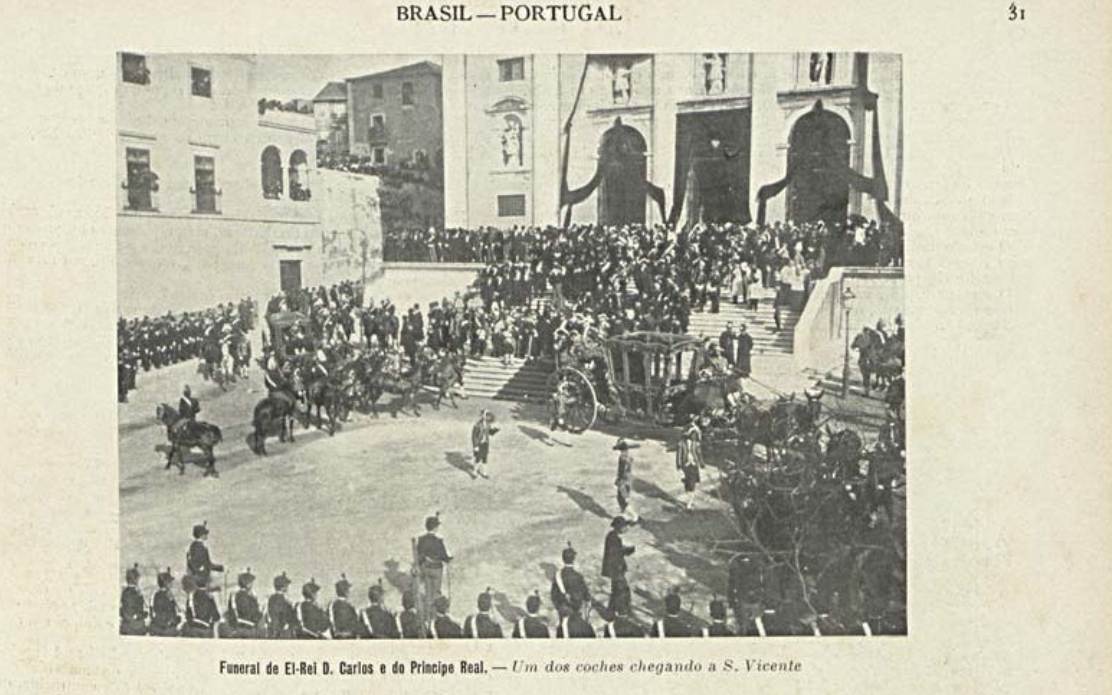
[546,367,597,434]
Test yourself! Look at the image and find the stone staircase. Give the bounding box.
[684,298,799,358]
[462,356,554,401]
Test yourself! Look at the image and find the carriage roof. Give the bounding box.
[603,331,704,355]
[266,311,309,329]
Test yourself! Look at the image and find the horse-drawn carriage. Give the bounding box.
[547,330,747,432]
[265,310,312,361]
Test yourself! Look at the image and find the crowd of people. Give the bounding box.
[116,298,257,402]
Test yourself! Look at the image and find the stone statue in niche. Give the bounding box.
[611,63,632,105]
[809,52,834,85]
[703,53,726,95]
[501,116,523,167]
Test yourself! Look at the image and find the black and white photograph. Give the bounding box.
[115,52,907,641]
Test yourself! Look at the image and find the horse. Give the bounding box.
[249,389,307,456]
[301,368,351,436]
[420,352,467,410]
[670,372,747,425]
[364,370,423,417]
[852,329,903,394]
[155,404,222,476]
[230,331,252,380]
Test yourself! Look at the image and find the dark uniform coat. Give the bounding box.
[550,566,590,615]
[360,605,399,639]
[512,615,550,638]
[266,593,295,638]
[182,591,220,638]
[604,616,645,638]
[186,540,223,587]
[226,589,263,637]
[329,599,360,639]
[149,589,181,636]
[295,600,331,639]
[397,608,424,639]
[462,612,503,639]
[556,614,595,638]
[650,615,696,638]
[119,586,148,635]
[601,530,633,579]
[702,621,734,637]
[429,615,463,639]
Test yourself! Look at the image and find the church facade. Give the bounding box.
[442,53,902,230]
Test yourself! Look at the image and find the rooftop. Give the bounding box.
[346,60,442,83]
[312,81,347,103]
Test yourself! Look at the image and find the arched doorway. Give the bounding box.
[261,146,283,199]
[288,150,309,201]
[597,119,648,227]
[787,103,851,226]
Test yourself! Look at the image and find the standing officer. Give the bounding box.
[396,589,425,638]
[471,409,499,479]
[550,543,591,618]
[602,516,635,613]
[463,588,504,638]
[416,513,452,603]
[149,568,181,637]
[613,439,640,522]
[265,572,295,638]
[360,582,399,639]
[186,521,223,588]
[226,568,262,638]
[119,564,147,635]
[329,575,359,639]
[512,592,550,638]
[428,595,463,639]
[555,596,595,638]
[702,597,733,637]
[295,578,331,639]
[650,591,695,638]
[676,422,705,511]
[181,574,219,638]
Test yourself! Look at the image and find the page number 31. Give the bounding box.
[1008,3,1027,20]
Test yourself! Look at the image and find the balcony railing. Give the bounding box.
[190,186,223,214]
[121,180,159,212]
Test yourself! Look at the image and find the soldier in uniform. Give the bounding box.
[181,574,220,638]
[179,385,201,421]
[265,572,295,638]
[295,578,331,639]
[119,564,147,635]
[225,568,262,638]
[702,597,733,637]
[396,589,424,638]
[650,592,696,638]
[602,589,644,638]
[148,568,181,637]
[416,514,452,603]
[462,588,503,638]
[186,522,224,588]
[550,543,591,618]
[512,592,550,638]
[676,422,705,511]
[601,516,635,613]
[328,575,360,639]
[360,582,399,639]
[471,409,499,479]
[428,595,463,639]
[555,596,595,638]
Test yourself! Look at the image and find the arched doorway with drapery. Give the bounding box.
[786,103,851,226]
[597,120,648,227]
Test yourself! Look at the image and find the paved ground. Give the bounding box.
[119,343,897,630]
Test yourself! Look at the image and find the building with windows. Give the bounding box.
[344,61,443,167]
[442,53,903,230]
[313,81,349,156]
[117,54,380,316]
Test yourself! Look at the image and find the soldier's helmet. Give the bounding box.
[433,595,451,615]
[335,574,351,597]
[237,568,256,589]
[562,542,577,564]
[525,591,542,614]
[302,578,321,600]
[157,567,175,588]
[367,584,384,603]
[125,563,141,585]
[273,572,290,591]
[665,592,682,615]
[402,589,417,611]
[425,515,441,531]
[192,521,209,539]
[710,597,727,621]
[477,588,493,612]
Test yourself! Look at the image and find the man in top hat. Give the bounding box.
[181,574,220,638]
[512,592,550,638]
[428,595,463,639]
[396,589,425,638]
[226,568,262,638]
[149,568,181,637]
[550,542,591,618]
[360,582,399,639]
[702,597,733,637]
[186,522,223,588]
[463,588,504,638]
[119,564,148,635]
[676,422,705,511]
[555,596,594,638]
[416,513,453,604]
[650,591,695,638]
[326,575,359,639]
[602,588,644,638]
[718,322,737,367]
[601,516,635,613]
[295,579,331,639]
[471,409,499,479]
[266,572,295,638]
[736,323,754,377]
[179,385,201,421]
[613,439,639,523]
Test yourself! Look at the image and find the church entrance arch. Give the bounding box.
[597,120,648,227]
[786,103,851,226]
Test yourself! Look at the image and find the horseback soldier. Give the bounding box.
[263,357,288,396]
[181,574,220,638]
[265,572,295,638]
[650,591,695,638]
[416,513,452,602]
[702,597,733,637]
[463,588,504,639]
[555,595,595,638]
[551,542,591,618]
[396,589,425,638]
[329,575,360,639]
[360,582,399,639]
[512,592,550,638]
[186,521,223,588]
[119,564,147,635]
[179,385,200,421]
[148,568,181,637]
[295,578,331,639]
[429,595,463,639]
[226,568,262,638]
